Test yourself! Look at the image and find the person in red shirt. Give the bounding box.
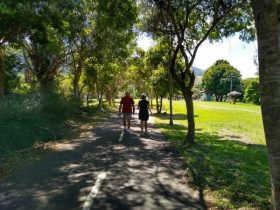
[119,91,135,132]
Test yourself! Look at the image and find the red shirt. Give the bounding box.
[120,95,134,113]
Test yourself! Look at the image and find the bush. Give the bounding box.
[244,79,260,105]
[0,93,80,155]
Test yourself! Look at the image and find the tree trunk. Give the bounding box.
[86,87,92,107]
[0,51,4,97]
[98,92,103,108]
[155,94,160,114]
[112,97,116,107]
[86,92,90,107]
[72,52,83,100]
[108,91,113,106]
[38,76,55,96]
[73,78,80,100]
[168,70,174,125]
[169,44,195,144]
[182,86,195,144]
[251,1,280,209]
[167,46,174,125]
[150,97,154,108]
[159,96,163,114]
[0,69,4,96]
[215,94,219,101]
[73,63,83,100]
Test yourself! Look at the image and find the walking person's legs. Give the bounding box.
[127,117,131,129]
[122,114,127,130]
[144,121,148,133]
[126,113,132,131]
[140,120,144,136]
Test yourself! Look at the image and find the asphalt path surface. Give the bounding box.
[0,114,207,210]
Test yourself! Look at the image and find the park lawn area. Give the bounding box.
[154,100,270,209]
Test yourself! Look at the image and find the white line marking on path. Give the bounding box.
[118,131,124,142]
[82,172,107,210]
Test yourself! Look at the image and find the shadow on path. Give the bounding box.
[0,115,207,210]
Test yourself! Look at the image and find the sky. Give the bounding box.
[137,34,258,79]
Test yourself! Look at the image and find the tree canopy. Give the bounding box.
[202,59,242,101]
[139,0,254,143]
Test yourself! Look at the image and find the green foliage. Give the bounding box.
[0,0,72,44]
[126,48,150,95]
[2,49,23,94]
[244,78,260,105]
[151,66,169,98]
[202,60,242,101]
[140,0,254,46]
[0,92,107,156]
[93,0,138,62]
[95,62,123,98]
[65,0,138,101]
[140,0,255,143]
[154,100,269,209]
[0,92,113,180]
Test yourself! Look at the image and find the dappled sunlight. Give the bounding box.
[49,142,81,151]
[0,115,206,210]
[153,106,270,208]
[59,163,80,172]
[155,120,270,208]
[196,104,261,113]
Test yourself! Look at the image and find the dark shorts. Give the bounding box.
[122,113,132,121]
[139,111,149,121]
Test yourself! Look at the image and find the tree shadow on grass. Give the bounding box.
[156,113,199,120]
[156,122,271,209]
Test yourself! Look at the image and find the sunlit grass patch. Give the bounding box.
[158,100,265,145]
[154,100,270,209]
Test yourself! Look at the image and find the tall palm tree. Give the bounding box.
[251,1,280,209]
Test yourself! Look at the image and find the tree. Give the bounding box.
[67,0,138,101]
[0,0,54,96]
[243,77,260,105]
[0,49,22,95]
[95,62,122,107]
[23,34,65,94]
[150,66,169,113]
[251,1,280,208]
[140,0,254,144]
[4,0,86,95]
[127,48,148,95]
[146,41,169,114]
[202,60,242,101]
[146,40,182,116]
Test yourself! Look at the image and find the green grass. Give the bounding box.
[0,95,114,181]
[154,100,270,209]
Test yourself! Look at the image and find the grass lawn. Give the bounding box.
[153,100,270,209]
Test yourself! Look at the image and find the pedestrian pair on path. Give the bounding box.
[119,91,152,136]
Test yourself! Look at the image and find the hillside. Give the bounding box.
[192,66,204,76]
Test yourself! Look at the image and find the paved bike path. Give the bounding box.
[0,115,207,210]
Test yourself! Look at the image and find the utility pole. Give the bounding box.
[230,76,233,92]
[226,74,239,92]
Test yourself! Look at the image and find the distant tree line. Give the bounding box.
[200,59,260,104]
